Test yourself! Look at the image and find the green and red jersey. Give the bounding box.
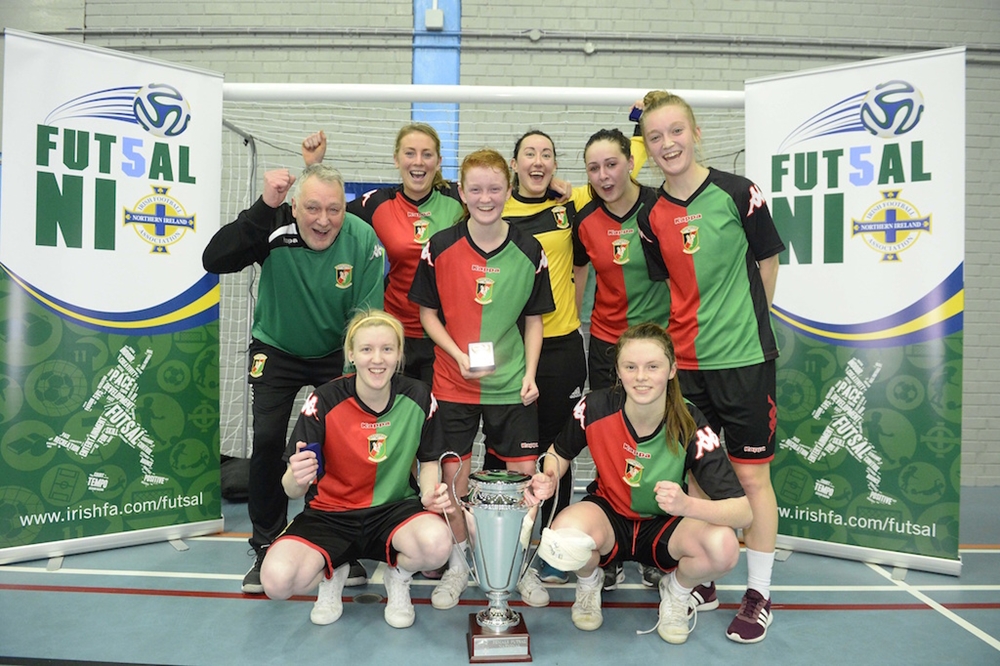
[575,184,671,345]
[349,184,465,338]
[285,374,436,512]
[553,387,745,520]
[202,197,384,359]
[408,221,555,405]
[637,168,785,370]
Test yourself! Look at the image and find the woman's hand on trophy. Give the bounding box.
[422,481,453,514]
[523,471,556,506]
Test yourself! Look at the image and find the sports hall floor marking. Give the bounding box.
[867,561,1000,652]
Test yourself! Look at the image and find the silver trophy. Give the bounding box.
[439,452,557,663]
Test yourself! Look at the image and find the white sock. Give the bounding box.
[449,541,469,571]
[667,571,693,599]
[578,568,601,586]
[395,565,415,581]
[746,548,775,600]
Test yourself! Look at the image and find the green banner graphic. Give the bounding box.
[772,323,962,563]
[1,276,221,549]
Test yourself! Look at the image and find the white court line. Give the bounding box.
[190,536,1000,557]
[3,562,998,595]
[0,565,243,582]
[867,562,1000,652]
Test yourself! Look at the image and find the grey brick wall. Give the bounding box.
[2,0,997,485]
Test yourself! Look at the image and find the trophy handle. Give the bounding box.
[436,450,466,549]
[436,451,480,582]
[519,451,564,578]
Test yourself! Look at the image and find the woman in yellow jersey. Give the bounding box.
[501,115,648,605]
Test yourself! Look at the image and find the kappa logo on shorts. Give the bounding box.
[520,441,539,450]
[249,353,267,378]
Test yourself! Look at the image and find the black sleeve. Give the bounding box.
[684,405,745,500]
[553,395,589,461]
[202,197,280,274]
[407,238,441,310]
[636,205,670,282]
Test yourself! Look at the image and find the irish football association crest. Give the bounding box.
[124,186,195,254]
[852,190,931,262]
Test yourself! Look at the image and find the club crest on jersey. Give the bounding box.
[249,353,267,378]
[551,205,569,229]
[475,277,494,305]
[851,190,931,262]
[681,225,700,254]
[413,219,430,243]
[335,263,354,288]
[623,458,644,487]
[367,433,388,462]
[612,238,630,265]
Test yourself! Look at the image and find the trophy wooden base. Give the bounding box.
[467,613,531,663]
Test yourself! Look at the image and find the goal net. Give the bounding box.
[218,84,746,486]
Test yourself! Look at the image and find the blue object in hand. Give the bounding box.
[303,442,324,481]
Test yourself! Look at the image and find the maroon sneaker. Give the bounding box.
[691,582,719,611]
[726,589,772,643]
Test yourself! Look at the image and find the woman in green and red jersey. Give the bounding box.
[408,148,556,612]
[535,323,750,645]
[303,126,465,383]
[258,310,452,630]
[636,90,786,645]
[576,127,670,392]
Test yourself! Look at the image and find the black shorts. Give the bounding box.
[587,336,618,392]
[430,400,539,463]
[274,499,428,576]
[403,336,436,385]
[534,331,587,445]
[582,494,682,573]
[678,360,776,463]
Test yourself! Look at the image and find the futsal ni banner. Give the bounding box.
[746,48,965,575]
[0,30,224,563]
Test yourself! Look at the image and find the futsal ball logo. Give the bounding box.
[133,83,192,138]
[859,80,925,138]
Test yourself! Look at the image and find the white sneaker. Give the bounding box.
[431,564,469,610]
[656,577,697,644]
[310,563,349,625]
[571,570,603,631]
[517,568,550,608]
[383,567,415,629]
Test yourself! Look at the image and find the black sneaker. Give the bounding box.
[345,559,368,587]
[242,548,266,594]
[641,564,664,588]
[602,562,625,591]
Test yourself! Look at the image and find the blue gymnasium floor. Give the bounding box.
[0,487,998,666]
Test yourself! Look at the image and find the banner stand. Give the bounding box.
[0,519,223,566]
[777,535,960,577]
